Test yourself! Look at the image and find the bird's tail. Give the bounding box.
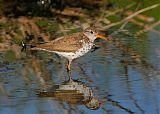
[21,41,36,52]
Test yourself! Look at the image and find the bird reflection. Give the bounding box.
[37,79,101,110]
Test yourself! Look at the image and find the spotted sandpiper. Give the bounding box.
[29,27,107,72]
[38,79,101,110]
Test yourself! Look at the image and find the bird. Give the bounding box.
[27,27,107,72]
[37,79,101,110]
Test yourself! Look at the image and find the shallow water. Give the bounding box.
[0,30,160,114]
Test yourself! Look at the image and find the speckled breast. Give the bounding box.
[54,42,94,60]
[73,42,93,58]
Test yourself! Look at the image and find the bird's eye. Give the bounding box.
[90,31,94,34]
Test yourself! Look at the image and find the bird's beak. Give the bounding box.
[96,34,109,41]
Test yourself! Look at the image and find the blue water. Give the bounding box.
[0,31,160,114]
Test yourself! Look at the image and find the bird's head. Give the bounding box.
[83,27,107,42]
[85,97,101,110]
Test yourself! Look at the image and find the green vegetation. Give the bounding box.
[0,22,9,28]
[36,20,48,27]
[4,50,16,62]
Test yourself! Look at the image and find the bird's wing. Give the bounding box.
[33,32,89,52]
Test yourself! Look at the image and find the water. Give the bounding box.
[0,30,160,114]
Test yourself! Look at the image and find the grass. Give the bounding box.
[36,20,48,28]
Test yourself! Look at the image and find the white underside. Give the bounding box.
[36,43,93,61]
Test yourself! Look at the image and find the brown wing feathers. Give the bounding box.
[32,32,89,52]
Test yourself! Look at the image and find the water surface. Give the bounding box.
[0,30,160,114]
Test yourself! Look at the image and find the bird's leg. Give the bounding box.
[67,60,72,80]
[67,69,72,81]
[67,60,72,71]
